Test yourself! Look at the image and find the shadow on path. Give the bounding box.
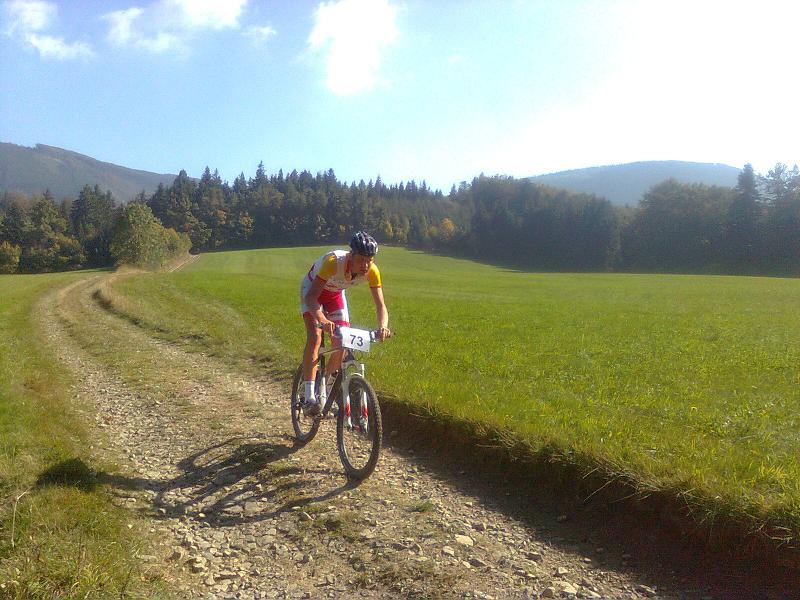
[38,434,356,533]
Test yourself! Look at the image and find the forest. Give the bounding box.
[1,162,798,276]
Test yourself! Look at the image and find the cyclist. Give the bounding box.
[299,231,391,415]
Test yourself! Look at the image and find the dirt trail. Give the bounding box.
[35,274,792,600]
[167,253,201,272]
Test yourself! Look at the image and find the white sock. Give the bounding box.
[304,380,316,403]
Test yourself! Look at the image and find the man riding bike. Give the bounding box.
[299,231,391,416]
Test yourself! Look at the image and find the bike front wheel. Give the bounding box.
[336,373,382,480]
[290,364,322,444]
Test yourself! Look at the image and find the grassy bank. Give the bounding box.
[0,273,170,598]
[105,246,800,544]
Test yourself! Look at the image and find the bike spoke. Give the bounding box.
[337,374,382,480]
[290,365,322,443]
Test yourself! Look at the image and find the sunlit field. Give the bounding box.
[0,273,169,596]
[109,246,800,536]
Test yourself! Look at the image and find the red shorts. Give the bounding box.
[299,282,350,326]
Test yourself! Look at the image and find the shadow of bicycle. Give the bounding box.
[39,434,359,529]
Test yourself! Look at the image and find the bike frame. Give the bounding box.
[315,336,369,433]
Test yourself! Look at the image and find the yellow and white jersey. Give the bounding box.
[299,249,382,322]
[305,250,382,294]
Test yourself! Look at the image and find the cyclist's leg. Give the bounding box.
[301,314,323,414]
[301,312,322,381]
[323,291,349,376]
[299,277,323,381]
[299,279,323,413]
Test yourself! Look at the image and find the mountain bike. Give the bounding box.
[290,325,384,480]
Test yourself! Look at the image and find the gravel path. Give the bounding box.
[34,274,793,600]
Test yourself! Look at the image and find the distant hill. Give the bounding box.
[529,161,742,206]
[0,142,177,202]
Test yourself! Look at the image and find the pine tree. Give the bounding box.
[723,164,762,272]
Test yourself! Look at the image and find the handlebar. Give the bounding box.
[315,322,392,341]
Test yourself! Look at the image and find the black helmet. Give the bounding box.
[349,231,378,256]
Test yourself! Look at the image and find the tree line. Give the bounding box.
[1,162,797,276]
[0,186,189,273]
[620,164,799,274]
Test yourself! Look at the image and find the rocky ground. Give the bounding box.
[35,274,796,600]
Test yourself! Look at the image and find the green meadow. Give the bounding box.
[0,273,170,597]
[106,246,800,537]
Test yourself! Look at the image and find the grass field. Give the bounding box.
[0,273,170,598]
[106,246,800,540]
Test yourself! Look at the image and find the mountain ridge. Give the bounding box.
[0,142,177,203]
[1,142,743,207]
[528,160,741,205]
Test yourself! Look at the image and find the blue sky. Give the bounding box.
[2,0,798,192]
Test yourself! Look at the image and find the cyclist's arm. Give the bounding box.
[370,285,390,340]
[304,276,335,332]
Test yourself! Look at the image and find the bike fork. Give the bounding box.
[358,365,368,430]
[318,374,327,404]
[343,373,352,429]
[342,364,369,433]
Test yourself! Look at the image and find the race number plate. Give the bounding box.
[339,326,371,352]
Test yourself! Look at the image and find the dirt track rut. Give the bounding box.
[35,274,792,600]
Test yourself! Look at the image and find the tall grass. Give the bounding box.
[0,273,170,598]
[108,246,800,539]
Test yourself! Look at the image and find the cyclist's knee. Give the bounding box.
[305,327,322,346]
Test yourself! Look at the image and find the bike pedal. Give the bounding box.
[302,402,321,417]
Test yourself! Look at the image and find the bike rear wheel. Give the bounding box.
[290,363,322,444]
[336,373,382,480]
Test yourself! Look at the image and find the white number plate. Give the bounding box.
[339,326,371,352]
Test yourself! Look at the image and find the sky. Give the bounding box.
[1,0,798,192]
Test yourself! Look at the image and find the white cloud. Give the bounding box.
[245,24,276,44]
[139,31,180,54]
[102,0,252,54]
[26,32,92,59]
[3,0,93,59]
[103,7,143,47]
[3,0,53,34]
[172,0,246,29]
[102,6,181,54]
[308,0,399,96]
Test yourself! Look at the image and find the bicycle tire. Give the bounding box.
[336,373,382,480]
[290,362,322,444]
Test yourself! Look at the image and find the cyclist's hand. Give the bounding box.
[317,319,336,335]
[376,327,391,341]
